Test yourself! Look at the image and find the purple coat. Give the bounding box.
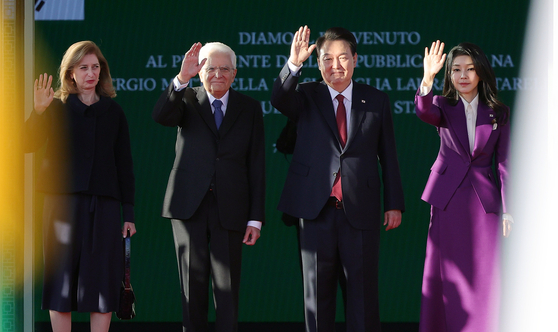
[415,90,510,214]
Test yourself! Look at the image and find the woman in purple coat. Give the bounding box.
[415,40,512,332]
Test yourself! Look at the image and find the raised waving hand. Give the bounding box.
[289,25,317,67]
[422,40,446,86]
[177,42,208,84]
[34,73,54,114]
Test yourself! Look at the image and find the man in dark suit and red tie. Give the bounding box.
[271,26,405,332]
[153,41,265,332]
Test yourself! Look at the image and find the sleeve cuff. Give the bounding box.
[287,61,302,77]
[502,213,514,223]
[247,220,262,230]
[122,203,135,223]
[419,82,432,96]
[173,76,189,91]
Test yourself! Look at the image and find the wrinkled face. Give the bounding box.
[72,53,100,92]
[317,40,357,92]
[450,55,480,102]
[199,51,237,99]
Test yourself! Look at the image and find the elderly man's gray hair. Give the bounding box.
[199,42,236,69]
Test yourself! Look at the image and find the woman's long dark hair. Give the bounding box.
[442,42,509,125]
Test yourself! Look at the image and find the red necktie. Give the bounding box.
[331,94,346,201]
[336,94,347,147]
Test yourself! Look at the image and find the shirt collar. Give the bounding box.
[459,93,479,112]
[206,90,230,110]
[327,81,353,103]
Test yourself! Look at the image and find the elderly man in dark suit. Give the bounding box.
[271,26,405,332]
[153,41,265,332]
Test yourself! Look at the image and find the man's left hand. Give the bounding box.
[384,210,402,231]
[243,226,260,245]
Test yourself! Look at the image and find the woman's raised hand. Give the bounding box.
[423,40,446,86]
[34,73,54,114]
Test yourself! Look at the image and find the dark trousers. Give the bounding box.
[171,191,244,332]
[283,213,348,314]
[300,204,381,332]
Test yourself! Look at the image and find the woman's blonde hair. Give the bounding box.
[54,41,116,102]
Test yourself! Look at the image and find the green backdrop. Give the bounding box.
[33,0,528,323]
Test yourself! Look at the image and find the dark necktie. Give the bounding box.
[213,99,223,129]
[331,94,346,201]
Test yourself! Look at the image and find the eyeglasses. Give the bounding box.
[205,66,233,74]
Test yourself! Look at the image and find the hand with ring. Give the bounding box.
[34,73,54,115]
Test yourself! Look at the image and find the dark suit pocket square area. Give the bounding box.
[289,160,310,177]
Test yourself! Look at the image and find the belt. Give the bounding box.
[327,197,344,209]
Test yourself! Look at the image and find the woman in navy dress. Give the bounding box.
[415,41,512,332]
[24,41,136,332]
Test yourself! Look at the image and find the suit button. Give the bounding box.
[216,158,220,161]
[333,172,337,177]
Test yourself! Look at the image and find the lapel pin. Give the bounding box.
[489,114,494,117]
[361,100,366,104]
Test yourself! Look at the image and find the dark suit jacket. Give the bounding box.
[271,64,404,230]
[415,90,510,213]
[153,84,265,232]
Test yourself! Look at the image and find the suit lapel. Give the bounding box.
[313,82,341,147]
[347,82,366,149]
[219,89,242,137]
[194,87,219,136]
[446,100,471,158]
[472,102,496,158]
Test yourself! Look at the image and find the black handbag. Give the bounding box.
[116,231,136,319]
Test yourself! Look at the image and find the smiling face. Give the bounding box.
[450,55,480,102]
[317,40,357,92]
[199,51,237,99]
[71,53,100,93]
